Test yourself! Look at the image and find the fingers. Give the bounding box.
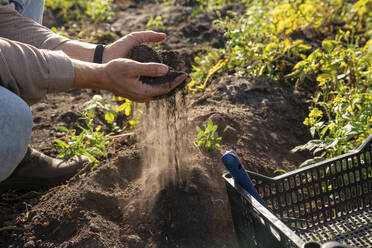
[145,73,191,97]
[127,31,166,45]
[106,58,190,102]
[128,60,169,77]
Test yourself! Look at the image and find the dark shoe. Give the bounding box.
[0,147,90,194]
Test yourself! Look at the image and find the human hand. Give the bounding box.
[102,31,166,63]
[73,58,189,102]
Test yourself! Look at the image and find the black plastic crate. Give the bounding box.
[223,135,372,248]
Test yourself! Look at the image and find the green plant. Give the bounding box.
[191,0,237,17]
[45,0,113,24]
[113,96,141,130]
[86,0,113,25]
[83,95,120,131]
[146,15,164,30]
[195,119,222,150]
[190,0,371,165]
[290,37,371,166]
[84,95,139,131]
[274,169,288,175]
[188,48,226,93]
[54,108,110,169]
[214,2,313,80]
[50,26,69,37]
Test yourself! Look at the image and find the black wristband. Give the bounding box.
[93,44,105,64]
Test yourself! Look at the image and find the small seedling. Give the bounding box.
[45,0,113,24]
[54,108,110,169]
[84,95,138,131]
[146,15,164,30]
[195,119,222,150]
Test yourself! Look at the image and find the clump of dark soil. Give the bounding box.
[128,45,190,93]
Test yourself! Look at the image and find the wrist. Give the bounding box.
[72,59,106,90]
[102,44,113,64]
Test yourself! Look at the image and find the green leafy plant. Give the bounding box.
[83,95,120,132]
[45,0,113,24]
[113,96,141,130]
[274,168,288,175]
[86,0,113,25]
[214,4,313,80]
[84,95,139,131]
[190,0,371,165]
[188,48,226,93]
[195,119,222,150]
[191,0,238,17]
[54,108,110,169]
[290,38,372,166]
[146,15,164,30]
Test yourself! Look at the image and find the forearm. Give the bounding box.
[54,40,97,63]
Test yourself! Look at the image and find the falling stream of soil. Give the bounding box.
[139,92,191,203]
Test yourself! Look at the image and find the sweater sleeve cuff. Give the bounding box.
[46,50,74,93]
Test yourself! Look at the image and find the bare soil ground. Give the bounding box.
[0,2,311,247]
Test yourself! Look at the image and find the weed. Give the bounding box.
[86,0,113,25]
[84,95,140,131]
[191,0,238,17]
[54,95,142,169]
[50,26,69,37]
[113,96,142,130]
[54,108,110,169]
[195,119,222,150]
[84,95,120,132]
[45,0,113,24]
[274,169,288,175]
[146,16,164,30]
[188,48,226,93]
[290,38,372,165]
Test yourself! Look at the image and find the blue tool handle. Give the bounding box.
[222,150,268,208]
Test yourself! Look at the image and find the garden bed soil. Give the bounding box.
[0,2,311,248]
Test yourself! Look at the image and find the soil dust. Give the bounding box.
[129,44,193,203]
[138,94,190,204]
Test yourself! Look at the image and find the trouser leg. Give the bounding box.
[9,0,45,24]
[0,86,32,183]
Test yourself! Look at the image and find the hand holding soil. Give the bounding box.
[102,31,167,62]
[73,31,190,102]
[128,45,190,99]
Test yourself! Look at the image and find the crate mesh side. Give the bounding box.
[249,144,372,247]
[297,207,372,247]
[226,181,296,248]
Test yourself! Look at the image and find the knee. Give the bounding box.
[0,87,32,181]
